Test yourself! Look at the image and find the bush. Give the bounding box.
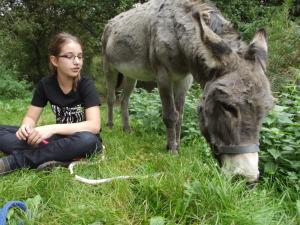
[214,0,274,39]
[266,0,300,90]
[128,85,205,144]
[215,0,300,90]
[89,55,107,96]
[0,65,31,99]
[260,70,300,196]
[128,88,165,133]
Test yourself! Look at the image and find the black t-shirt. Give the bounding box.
[31,75,100,124]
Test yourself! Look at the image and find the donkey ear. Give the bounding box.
[192,12,233,68]
[245,28,268,71]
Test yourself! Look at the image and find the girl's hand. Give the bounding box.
[16,124,33,141]
[27,126,53,145]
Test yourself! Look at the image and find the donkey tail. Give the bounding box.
[101,23,112,75]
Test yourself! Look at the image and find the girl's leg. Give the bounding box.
[0,125,33,154]
[11,131,102,169]
[0,125,37,174]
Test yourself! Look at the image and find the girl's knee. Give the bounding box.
[0,133,23,153]
[74,132,102,152]
[76,131,97,142]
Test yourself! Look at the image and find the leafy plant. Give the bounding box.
[128,85,203,144]
[0,65,31,100]
[215,0,300,90]
[128,88,164,133]
[260,70,300,195]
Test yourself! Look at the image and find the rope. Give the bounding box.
[68,146,162,185]
[68,160,162,185]
[0,201,27,225]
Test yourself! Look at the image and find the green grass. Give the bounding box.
[0,99,298,225]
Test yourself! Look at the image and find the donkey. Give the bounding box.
[102,0,275,182]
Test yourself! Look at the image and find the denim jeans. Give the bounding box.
[0,125,102,169]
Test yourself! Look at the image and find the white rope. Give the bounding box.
[68,146,162,185]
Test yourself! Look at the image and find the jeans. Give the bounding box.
[0,125,102,169]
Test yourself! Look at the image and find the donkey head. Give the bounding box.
[193,12,275,182]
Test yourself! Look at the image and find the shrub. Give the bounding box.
[128,85,204,144]
[266,0,300,90]
[89,55,107,96]
[0,65,31,99]
[214,0,274,40]
[260,70,300,196]
[215,0,300,90]
[128,88,165,133]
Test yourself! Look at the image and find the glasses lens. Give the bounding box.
[59,54,83,61]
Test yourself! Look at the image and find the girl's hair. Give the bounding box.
[48,32,83,91]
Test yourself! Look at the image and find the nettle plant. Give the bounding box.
[128,85,203,143]
[260,71,300,192]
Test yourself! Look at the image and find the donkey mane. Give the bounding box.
[164,0,247,85]
[179,1,243,47]
[189,1,231,34]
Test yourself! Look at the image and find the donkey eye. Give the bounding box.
[198,105,203,113]
[220,102,238,118]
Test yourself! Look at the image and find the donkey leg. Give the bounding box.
[105,71,119,129]
[157,68,178,154]
[120,78,137,132]
[174,75,193,148]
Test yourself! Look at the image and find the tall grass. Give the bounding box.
[266,0,300,90]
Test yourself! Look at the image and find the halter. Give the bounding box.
[214,143,259,155]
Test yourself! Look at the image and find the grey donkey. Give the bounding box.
[102,0,275,182]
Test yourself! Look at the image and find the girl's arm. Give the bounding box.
[16,105,44,141]
[27,106,100,145]
[46,106,101,135]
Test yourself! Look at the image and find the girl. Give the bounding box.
[0,32,102,174]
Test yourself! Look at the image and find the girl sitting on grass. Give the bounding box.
[0,32,102,175]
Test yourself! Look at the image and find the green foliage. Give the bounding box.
[216,0,300,90]
[260,70,300,196]
[128,85,205,144]
[181,86,203,143]
[266,1,300,90]
[214,0,274,39]
[0,0,140,83]
[0,0,299,91]
[0,65,31,100]
[89,55,107,96]
[128,88,164,134]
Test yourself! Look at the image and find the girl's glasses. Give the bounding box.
[58,54,84,61]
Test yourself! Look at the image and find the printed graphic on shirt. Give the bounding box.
[51,104,85,123]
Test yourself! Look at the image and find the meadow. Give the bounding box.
[0,92,298,225]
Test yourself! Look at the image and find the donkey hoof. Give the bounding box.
[166,145,179,154]
[169,149,179,155]
[123,126,132,133]
[166,144,179,150]
[106,122,114,129]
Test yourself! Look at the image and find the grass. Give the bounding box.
[0,99,298,225]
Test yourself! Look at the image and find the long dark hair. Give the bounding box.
[48,32,83,91]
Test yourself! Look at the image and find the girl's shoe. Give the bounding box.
[36,160,72,171]
[0,155,16,175]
